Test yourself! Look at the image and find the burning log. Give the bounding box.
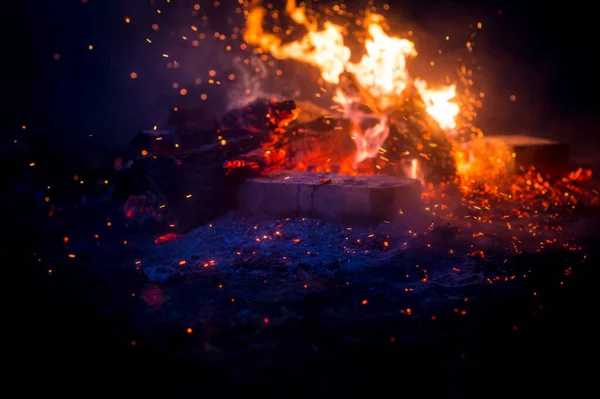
[293,100,332,124]
[381,91,457,182]
[283,118,357,171]
[224,115,357,173]
[334,70,458,181]
[220,98,298,136]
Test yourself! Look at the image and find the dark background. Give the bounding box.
[3,0,599,170]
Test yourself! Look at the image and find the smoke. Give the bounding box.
[225,56,283,111]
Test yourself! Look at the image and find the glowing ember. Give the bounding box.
[154,233,181,245]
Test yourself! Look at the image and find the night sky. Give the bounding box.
[4,0,599,170]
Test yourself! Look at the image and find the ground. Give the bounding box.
[10,175,599,396]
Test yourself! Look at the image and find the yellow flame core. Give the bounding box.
[346,18,417,110]
[277,22,350,84]
[244,1,460,164]
[414,79,460,130]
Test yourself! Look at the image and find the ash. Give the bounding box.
[137,206,591,328]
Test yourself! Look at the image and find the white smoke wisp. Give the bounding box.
[333,89,390,165]
[226,56,282,110]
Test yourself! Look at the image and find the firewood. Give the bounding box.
[293,100,332,124]
[382,94,457,182]
[123,85,457,231]
[334,70,457,181]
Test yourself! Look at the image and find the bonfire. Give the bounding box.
[124,0,597,233]
[239,0,464,181]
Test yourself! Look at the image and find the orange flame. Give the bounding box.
[244,0,460,167]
